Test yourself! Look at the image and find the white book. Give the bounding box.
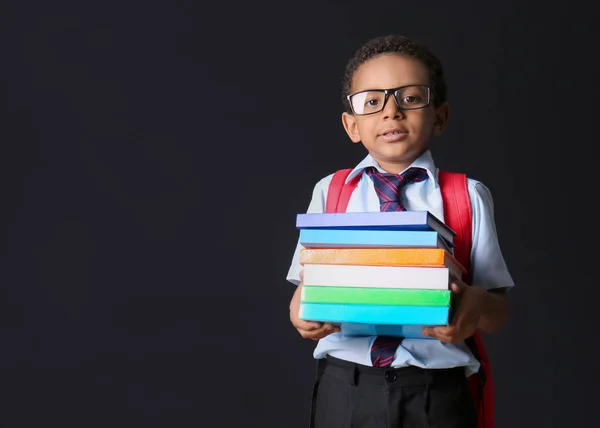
[303,264,450,289]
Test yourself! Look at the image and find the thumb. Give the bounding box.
[450,282,462,294]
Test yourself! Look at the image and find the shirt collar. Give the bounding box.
[345,149,439,185]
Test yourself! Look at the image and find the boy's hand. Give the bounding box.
[289,270,341,340]
[421,279,483,343]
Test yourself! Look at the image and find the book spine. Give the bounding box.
[296,211,427,228]
[299,303,449,325]
[299,229,441,248]
[301,286,451,306]
[302,264,450,289]
[339,322,437,339]
[299,248,465,279]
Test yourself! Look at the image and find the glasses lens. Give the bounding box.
[350,91,386,115]
[394,86,430,109]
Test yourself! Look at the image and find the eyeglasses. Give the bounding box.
[346,84,433,115]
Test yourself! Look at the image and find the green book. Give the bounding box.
[301,286,450,306]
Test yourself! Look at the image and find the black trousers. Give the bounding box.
[310,356,477,428]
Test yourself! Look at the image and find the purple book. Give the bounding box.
[296,210,456,245]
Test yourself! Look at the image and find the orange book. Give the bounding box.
[299,248,466,280]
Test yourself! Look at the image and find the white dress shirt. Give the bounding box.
[286,149,514,376]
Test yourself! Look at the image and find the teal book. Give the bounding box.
[299,302,449,325]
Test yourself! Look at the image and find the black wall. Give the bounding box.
[2,1,598,427]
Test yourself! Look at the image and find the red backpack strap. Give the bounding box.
[438,170,473,275]
[326,169,362,213]
[438,170,494,428]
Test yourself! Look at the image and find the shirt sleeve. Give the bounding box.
[469,179,515,291]
[285,174,333,286]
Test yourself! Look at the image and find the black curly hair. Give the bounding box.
[342,34,447,113]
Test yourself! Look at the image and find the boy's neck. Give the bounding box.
[373,150,428,174]
[378,162,412,174]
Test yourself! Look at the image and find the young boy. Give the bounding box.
[286,34,514,428]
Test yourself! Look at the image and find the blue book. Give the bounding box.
[299,228,453,252]
[299,303,449,325]
[296,210,456,244]
[339,323,436,339]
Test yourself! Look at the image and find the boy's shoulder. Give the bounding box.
[464,176,495,206]
[311,171,337,191]
[435,168,495,200]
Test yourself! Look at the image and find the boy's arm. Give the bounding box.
[285,175,332,286]
[467,180,513,335]
[289,270,341,340]
[422,279,509,343]
[422,179,514,343]
[477,286,509,334]
[287,174,340,340]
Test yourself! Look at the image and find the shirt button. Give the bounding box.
[385,371,397,382]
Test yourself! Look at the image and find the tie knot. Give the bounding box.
[366,166,428,187]
[366,166,429,212]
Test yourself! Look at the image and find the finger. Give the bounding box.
[298,329,322,340]
[310,323,340,336]
[422,325,454,339]
[421,327,435,336]
[434,333,456,343]
[423,328,455,343]
[323,323,341,333]
[427,324,468,343]
[292,318,323,331]
[299,270,304,282]
[297,324,324,337]
[450,283,462,294]
[290,312,323,331]
[304,323,341,340]
[301,327,328,340]
[435,324,458,334]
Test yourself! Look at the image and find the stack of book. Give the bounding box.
[295,210,466,339]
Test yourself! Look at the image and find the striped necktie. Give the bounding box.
[366,166,429,367]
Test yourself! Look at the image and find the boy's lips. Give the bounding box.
[380,128,408,136]
[379,128,408,141]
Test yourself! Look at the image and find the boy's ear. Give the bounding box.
[433,102,450,136]
[342,112,361,143]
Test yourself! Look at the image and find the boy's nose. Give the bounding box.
[382,95,404,119]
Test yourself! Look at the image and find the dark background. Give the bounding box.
[2,1,598,427]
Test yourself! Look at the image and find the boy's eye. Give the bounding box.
[402,95,421,104]
[365,99,380,107]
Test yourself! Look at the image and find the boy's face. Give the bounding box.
[342,53,449,174]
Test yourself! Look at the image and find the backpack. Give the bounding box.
[325,168,494,428]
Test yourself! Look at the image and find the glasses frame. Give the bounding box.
[346,84,434,116]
